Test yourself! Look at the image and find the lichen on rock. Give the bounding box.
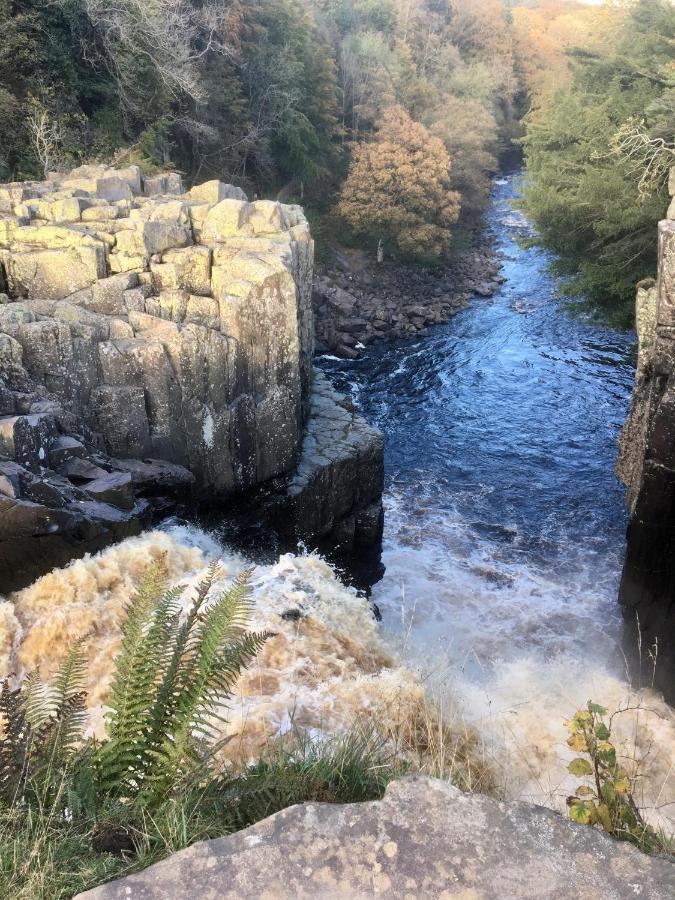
[0,165,383,589]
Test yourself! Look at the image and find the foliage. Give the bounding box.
[564,701,672,855]
[520,0,675,325]
[336,105,460,258]
[0,561,403,897]
[0,722,399,899]
[0,562,270,815]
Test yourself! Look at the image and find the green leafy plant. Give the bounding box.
[0,561,271,818]
[0,644,87,810]
[564,701,671,854]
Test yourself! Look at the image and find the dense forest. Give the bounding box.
[1,0,673,319]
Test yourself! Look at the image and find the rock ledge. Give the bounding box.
[76,776,674,900]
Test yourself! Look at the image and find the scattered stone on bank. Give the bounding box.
[313,239,505,357]
[0,164,384,590]
[75,775,675,900]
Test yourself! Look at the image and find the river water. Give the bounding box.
[4,172,674,826]
[319,173,675,816]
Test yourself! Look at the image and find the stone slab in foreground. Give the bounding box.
[76,776,675,900]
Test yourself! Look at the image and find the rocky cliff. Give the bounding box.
[617,168,675,702]
[0,165,382,590]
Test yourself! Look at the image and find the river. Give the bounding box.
[4,172,674,827]
[318,172,675,818]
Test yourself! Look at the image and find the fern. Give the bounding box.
[0,644,88,808]
[95,561,185,797]
[94,563,272,807]
[0,561,271,821]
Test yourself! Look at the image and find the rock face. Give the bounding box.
[76,776,675,900]
[0,165,383,589]
[617,168,675,702]
[267,371,384,584]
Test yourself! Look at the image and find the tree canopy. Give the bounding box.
[1,0,670,301]
[520,0,675,325]
[337,105,461,257]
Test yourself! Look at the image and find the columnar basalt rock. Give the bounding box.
[617,168,675,702]
[0,165,383,590]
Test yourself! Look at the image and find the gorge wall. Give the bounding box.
[0,165,383,590]
[617,168,675,702]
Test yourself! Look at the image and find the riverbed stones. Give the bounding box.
[312,242,502,357]
[75,775,675,900]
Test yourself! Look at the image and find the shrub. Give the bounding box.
[564,701,673,855]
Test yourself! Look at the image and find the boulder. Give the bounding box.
[151,246,211,295]
[187,181,247,204]
[74,776,675,900]
[200,200,249,242]
[6,245,106,300]
[84,471,134,510]
[0,413,56,471]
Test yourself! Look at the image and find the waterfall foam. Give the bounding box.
[0,526,425,766]
[0,523,673,830]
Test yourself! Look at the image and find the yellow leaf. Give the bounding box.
[568,757,593,777]
[567,734,588,752]
[614,776,630,795]
[569,800,595,825]
[597,803,613,833]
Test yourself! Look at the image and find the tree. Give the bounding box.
[336,105,460,257]
[520,0,675,325]
[430,95,498,218]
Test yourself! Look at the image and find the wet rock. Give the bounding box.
[58,457,108,482]
[268,371,383,568]
[0,413,56,471]
[49,434,86,467]
[84,472,134,510]
[0,459,25,497]
[75,776,675,900]
[617,169,675,701]
[106,457,195,494]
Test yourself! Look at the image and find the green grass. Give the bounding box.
[0,728,403,899]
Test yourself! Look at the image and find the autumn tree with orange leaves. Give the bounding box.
[337,106,461,259]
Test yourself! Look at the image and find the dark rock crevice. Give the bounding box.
[617,172,675,701]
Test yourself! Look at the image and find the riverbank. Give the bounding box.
[318,171,675,836]
[313,228,505,358]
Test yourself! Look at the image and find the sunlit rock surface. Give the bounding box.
[76,776,675,900]
[0,165,382,588]
[617,167,675,701]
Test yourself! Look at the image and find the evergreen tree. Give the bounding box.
[521,0,675,325]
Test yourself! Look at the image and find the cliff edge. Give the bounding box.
[76,776,675,900]
[0,165,382,589]
[617,168,675,701]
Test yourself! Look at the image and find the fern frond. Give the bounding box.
[0,681,30,804]
[52,642,88,705]
[97,564,185,795]
[22,672,57,730]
